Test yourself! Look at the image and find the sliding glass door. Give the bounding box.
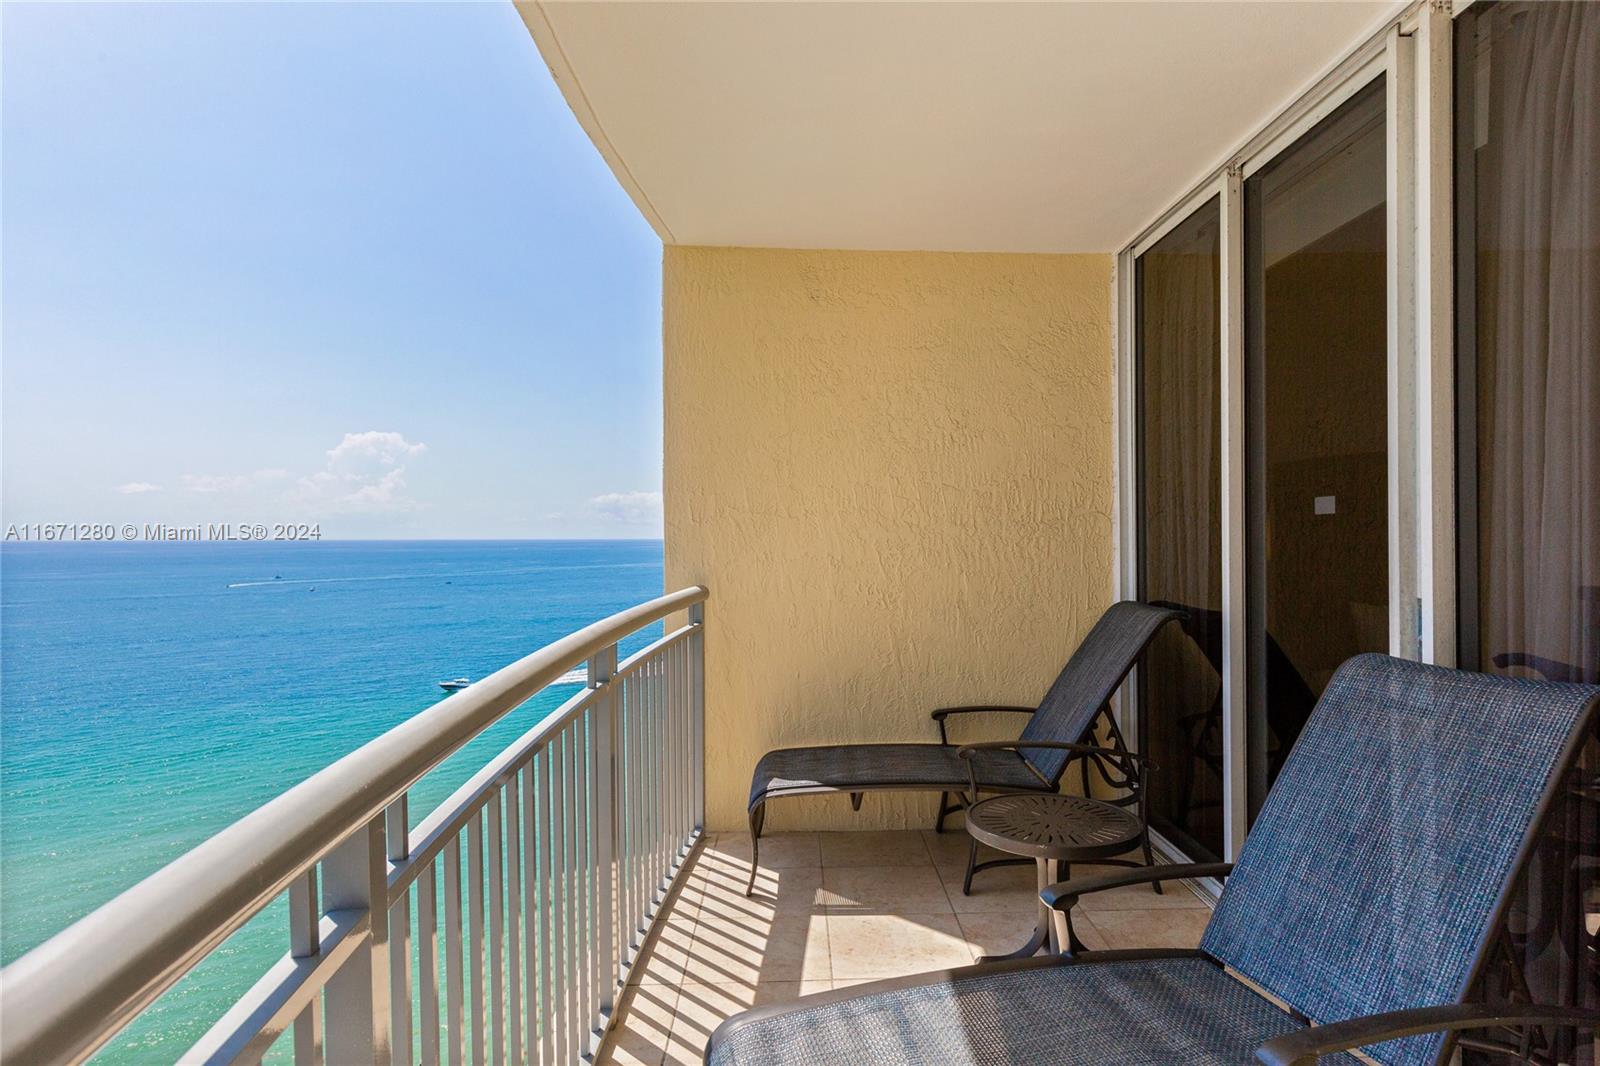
[1120,22,1595,976]
[1455,1,1598,1049]
[1243,78,1389,818]
[1135,198,1223,863]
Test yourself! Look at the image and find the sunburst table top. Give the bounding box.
[965,793,1143,863]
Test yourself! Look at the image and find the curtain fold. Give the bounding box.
[1480,1,1600,687]
[1468,4,1599,1062]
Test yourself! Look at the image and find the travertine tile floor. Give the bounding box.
[596,829,1212,1065]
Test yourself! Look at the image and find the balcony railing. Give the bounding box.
[0,587,709,1065]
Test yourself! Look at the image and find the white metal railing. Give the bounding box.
[0,587,708,1065]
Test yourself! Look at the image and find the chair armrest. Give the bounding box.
[956,740,1152,795]
[931,706,1036,744]
[955,739,1154,764]
[932,706,1037,720]
[1040,863,1233,912]
[1255,1003,1600,1065]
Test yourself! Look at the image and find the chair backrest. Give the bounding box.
[1015,601,1182,784]
[1200,654,1599,1066]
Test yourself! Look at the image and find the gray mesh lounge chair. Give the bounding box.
[708,654,1600,1065]
[744,601,1184,896]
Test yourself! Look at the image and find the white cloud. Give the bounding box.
[588,490,663,528]
[161,434,427,516]
[296,431,428,514]
[325,431,426,471]
[114,482,161,495]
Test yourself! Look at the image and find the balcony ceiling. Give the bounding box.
[518,1,1400,254]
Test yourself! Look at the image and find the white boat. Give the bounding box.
[438,677,472,691]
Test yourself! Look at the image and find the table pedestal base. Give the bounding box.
[975,858,1089,962]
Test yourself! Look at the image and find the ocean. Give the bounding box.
[0,539,665,1062]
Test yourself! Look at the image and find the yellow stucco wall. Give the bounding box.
[663,246,1115,833]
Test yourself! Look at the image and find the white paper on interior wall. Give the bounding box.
[1314,496,1337,515]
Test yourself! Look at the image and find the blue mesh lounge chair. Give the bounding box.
[708,655,1600,1065]
[743,602,1184,896]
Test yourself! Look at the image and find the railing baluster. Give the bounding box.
[540,744,558,1066]
[488,791,505,1066]
[388,796,414,1066]
[569,723,582,1062]
[682,639,691,843]
[658,647,669,861]
[505,771,522,1066]
[659,652,669,895]
[674,639,686,848]
[575,710,592,1051]
[445,837,465,1066]
[589,640,617,1046]
[324,815,391,1065]
[551,733,565,1066]
[674,639,685,846]
[617,679,629,971]
[691,601,705,829]
[638,668,649,930]
[587,714,602,1050]
[685,633,696,839]
[289,868,323,1066]
[626,674,641,957]
[593,708,604,1043]
[662,648,676,868]
[660,649,672,874]
[652,653,665,907]
[521,763,539,1066]
[681,637,692,842]
[468,811,486,1066]
[664,644,676,853]
[419,861,440,1066]
[633,659,646,928]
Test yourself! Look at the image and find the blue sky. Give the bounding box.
[1,1,663,539]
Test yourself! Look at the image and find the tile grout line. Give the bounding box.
[924,828,979,961]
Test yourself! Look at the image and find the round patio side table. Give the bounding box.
[964,792,1145,961]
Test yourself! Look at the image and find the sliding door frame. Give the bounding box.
[1112,0,1456,867]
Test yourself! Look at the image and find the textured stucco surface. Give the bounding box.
[663,246,1115,832]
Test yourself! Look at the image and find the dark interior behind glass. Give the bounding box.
[1244,78,1389,819]
[1135,197,1223,862]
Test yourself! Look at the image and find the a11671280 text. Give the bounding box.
[3,523,322,542]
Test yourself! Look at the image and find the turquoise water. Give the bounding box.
[0,539,664,1061]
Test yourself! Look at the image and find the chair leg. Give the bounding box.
[1142,833,1164,895]
[963,836,979,896]
[850,792,863,812]
[744,803,766,897]
[935,791,950,832]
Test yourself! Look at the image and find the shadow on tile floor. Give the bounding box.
[595,830,1209,1066]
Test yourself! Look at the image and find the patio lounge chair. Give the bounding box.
[743,601,1184,896]
[708,654,1600,1065]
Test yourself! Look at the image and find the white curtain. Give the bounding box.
[1479,1,1600,685]
[1471,3,1599,1055]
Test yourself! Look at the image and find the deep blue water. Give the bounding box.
[0,539,663,1061]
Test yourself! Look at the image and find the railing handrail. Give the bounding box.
[0,585,709,1065]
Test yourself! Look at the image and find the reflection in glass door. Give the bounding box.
[1454,1,1598,1048]
[1244,78,1389,819]
[1135,198,1223,862]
